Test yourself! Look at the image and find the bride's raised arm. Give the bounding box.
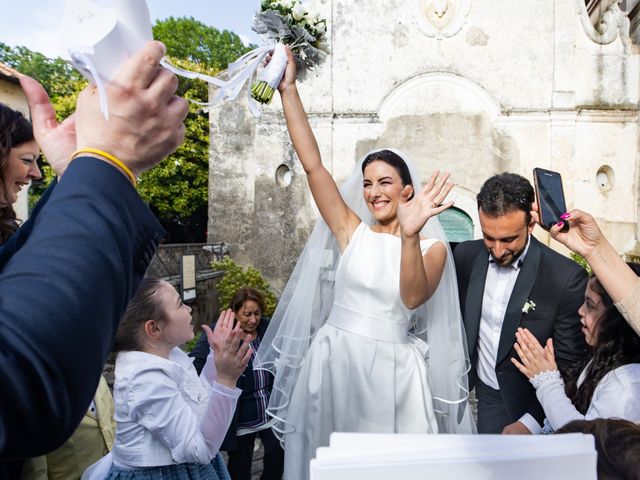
[277,48,360,251]
[398,171,454,309]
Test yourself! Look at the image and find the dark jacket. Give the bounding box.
[190,317,273,451]
[453,236,587,426]
[0,157,164,474]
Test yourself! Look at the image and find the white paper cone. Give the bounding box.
[112,0,153,56]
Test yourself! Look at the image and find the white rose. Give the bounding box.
[316,21,326,34]
[292,1,306,21]
[309,10,320,24]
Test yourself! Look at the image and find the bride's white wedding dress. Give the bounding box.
[283,222,439,480]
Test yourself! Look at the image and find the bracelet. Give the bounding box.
[71,148,136,185]
[529,369,562,389]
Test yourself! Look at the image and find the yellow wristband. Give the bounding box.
[71,148,136,186]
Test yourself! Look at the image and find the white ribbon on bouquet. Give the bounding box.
[211,43,288,115]
[60,0,288,118]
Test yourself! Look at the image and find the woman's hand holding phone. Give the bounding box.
[549,209,604,261]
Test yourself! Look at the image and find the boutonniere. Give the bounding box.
[522,300,536,314]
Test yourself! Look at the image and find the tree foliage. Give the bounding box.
[152,17,251,70]
[1,17,253,222]
[571,252,593,276]
[211,256,277,317]
[136,56,212,219]
[136,17,252,220]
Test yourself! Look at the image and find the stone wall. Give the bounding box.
[209,0,640,289]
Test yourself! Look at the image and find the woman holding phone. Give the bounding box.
[512,205,640,432]
[548,209,640,335]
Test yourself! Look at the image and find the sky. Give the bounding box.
[0,0,260,58]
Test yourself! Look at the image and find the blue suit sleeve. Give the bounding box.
[0,157,165,459]
[0,178,57,266]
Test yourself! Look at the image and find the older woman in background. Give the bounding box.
[192,287,284,480]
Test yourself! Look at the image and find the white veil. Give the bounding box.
[254,148,475,439]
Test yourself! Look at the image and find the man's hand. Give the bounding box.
[19,76,77,177]
[75,41,188,178]
[502,421,532,435]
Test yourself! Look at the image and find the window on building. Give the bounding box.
[439,207,474,248]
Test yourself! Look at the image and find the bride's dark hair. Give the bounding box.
[0,103,35,244]
[564,262,640,413]
[361,149,413,189]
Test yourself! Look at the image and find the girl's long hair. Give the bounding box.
[564,262,640,413]
[113,278,165,353]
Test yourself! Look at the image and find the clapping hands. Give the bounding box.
[511,328,557,379]
[397,170,454,237]
[202,309,252,388]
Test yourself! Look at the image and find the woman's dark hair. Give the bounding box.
[113,278,165,352]
[476,173,534,224]
[556,418,640,480]
[229,287,266,314]
[564,262,640,414]
[0,103,35,244]
[361,150,413,191]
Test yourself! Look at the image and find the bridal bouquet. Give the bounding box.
[250,0,329,104]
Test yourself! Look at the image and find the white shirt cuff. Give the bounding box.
[211,381,242,398]
[518,413,542,434]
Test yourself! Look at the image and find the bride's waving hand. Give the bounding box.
[276,47,360,251]
[397,170,454,308]
[397,170,454,237]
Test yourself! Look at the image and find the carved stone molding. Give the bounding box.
[415,0,472,39]
[579,0,631,50]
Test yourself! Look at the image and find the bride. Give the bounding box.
[255,48,475,480]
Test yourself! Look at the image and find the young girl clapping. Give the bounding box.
[85,278,252,480]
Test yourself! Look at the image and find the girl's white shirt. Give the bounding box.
[532,361,640,432]
[111,347,241,468]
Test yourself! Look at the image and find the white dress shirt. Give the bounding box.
[111,347,241,468]
[477,238,531,390]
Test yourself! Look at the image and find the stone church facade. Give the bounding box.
[209,0,640,290]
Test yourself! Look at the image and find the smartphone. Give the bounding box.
[533,168,569,232]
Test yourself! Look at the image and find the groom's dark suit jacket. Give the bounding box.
[453,236,587,427]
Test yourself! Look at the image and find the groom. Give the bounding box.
[453,173,587,434]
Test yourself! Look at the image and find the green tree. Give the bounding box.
[138,18,253,221]
[2,18,254,223]
[152,17,251,70]
[136,57,212,219]
[0,42,83,99]
[571,252,593,276]
[211,256,277,317]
